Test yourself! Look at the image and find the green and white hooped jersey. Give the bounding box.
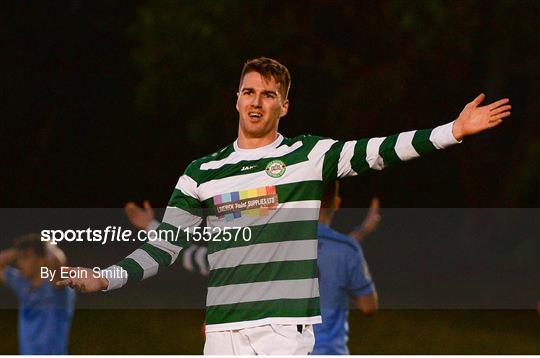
[105,121,459,331]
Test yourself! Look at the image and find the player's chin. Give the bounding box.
[242,120,268,136]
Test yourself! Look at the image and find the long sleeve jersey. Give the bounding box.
[104,121,459,331]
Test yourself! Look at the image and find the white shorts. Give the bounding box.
[204,324,315,355]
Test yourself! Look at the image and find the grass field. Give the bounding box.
[1,310,538,354]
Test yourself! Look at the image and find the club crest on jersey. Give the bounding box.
[265,160,286,178]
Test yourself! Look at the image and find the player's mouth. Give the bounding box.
[248,111,263,121]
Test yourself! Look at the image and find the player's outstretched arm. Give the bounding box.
[124,200,209,277]
[60,166,203,293]
[320,93,511,180]
[452,93,511,141]
[56,267,109,293]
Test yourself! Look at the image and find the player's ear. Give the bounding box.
[333,196,342,210]
[280,99,289,117]
[235,92,240,112]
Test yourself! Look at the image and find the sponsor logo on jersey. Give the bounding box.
[265,160,286,178]
[213,186,278,221]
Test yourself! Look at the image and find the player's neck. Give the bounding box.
[236,131,279,149]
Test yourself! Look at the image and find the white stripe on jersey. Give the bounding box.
[207,278,319,306]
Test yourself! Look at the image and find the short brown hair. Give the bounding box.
[239,57,291,100]
[14,233,46,257]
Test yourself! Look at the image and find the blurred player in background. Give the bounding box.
[0,234,75,355]
[124,186,381,355]
[314,182,380,355]
[59,57,511,355]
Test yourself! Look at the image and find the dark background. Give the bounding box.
[2,0,539,208]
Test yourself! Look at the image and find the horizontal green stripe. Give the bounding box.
[202,180,324,209]
[140,243,172,267]
[168,189,202,210]
[378,133,401,167]
[412,128,437,155]
[156,222,191,248]
[117,258,143,283]
[351,138,370,174]
[194,153,312,184]
[209,259,318,287]
[277,180,324,202]
[205,297,320,325]
[207,220,318,254]
[186,145,235,183]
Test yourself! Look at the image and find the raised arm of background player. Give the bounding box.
[124,201,209,276]
[57,93,511,292]
[0,242,67,285]
[348,198,381,243]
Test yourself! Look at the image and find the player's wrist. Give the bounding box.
[99,277,110,291]
[451,119,465,141]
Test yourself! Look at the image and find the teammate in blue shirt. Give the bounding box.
[313,181,380,355]
[0,234,76,355]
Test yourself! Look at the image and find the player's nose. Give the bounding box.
[250,93,263,107]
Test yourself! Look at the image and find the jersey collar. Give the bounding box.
[233,134,284,154]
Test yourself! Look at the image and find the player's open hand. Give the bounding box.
[56,266,109,293]
[452,93,511,141]
[124,200,155,230]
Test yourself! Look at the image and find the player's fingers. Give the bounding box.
[487,98,509,110]
[490,104,511,114]
[124,202,137,213]
[471,93,485,107]
[68,280,84,291]
[143,200,152,209]
[56,278,71,287]
[489,119,503,127]
[370,197,380,209]
[490,111,511,121]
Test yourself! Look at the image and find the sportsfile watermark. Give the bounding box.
[1,208,539,310]
[40,226,252,245]
[40,266,127,283]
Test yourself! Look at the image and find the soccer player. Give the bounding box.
[125,192,380,355]
[314,183,380,355]
[0,234,76,355]
[58,57,511,355]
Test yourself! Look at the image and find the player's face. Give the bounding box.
[16,250,43,278]
[236,71,289,139]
